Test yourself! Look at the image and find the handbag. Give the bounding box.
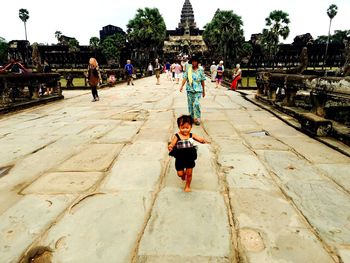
[169,147,178,157]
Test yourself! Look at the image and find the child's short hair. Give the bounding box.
[177,115,194,127]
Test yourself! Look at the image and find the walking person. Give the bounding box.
[215,60,225,88]
[147,62,153,76]
[87,57,101,102]
[210,61,217,82]
[168,115,207,192]
[165,61,171,80]
[180,55,206,126]
[174,61,182,84]
[124,59,134,86]
[230,64,242,91]
[155,58,162,85]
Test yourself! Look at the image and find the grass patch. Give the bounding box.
[60,77,87,87]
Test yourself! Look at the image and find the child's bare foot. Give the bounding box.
[184,187,191,192]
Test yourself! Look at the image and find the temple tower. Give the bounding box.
[177,0,198,35]
[164,0,207,58]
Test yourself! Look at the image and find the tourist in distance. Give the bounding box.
[124,59,134,86]
[168,115,208,192]
[230,64,242,91]
[147,62,153,76]
[210,61,217,82]
[87,57,102,102]
[215,60,225,88]
[174,61,182,84]
[154,58,162,85]
[180,54,206,126]
[165,61,171,80]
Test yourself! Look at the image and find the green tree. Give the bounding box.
[68,38,80,67]
[19,9,29,41]
[89,37,100,58]
[261,10,290,66]
[0,37,9,65]
[127,7,166,62]
[316,30,350,44]
[324,4,338,70]
[101,33,126,67]
[89,37,100,48]
[55,31,62,44]
[203,10,244,65]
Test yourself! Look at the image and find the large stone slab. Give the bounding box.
[137,188,233,261]
[0,135,96,192]
[241,133,290,151]
[22,172,103,194]
[279,137,350,164]
[317,163,350,193]
[0,135,60,167]
[57,144,123,172]
[37,192,152,263]
[102,160,163,192]
[117,141,168,161]
[224,153,275,191]
[95,121,143,144]
[261,150,350,260]
[203,120,239,138]
[0,195,73,263]
[231,188,334,263]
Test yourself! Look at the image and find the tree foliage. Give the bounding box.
[127,7,166,59]
[316,30,350,44]
[55,31,62,43]
[101,33,126,66]
[0,37,9,65]
[261,10,290,63]
[68,38,80,52]
[89,37,100,48]
[19,8,29,41]
[203,10,244,65]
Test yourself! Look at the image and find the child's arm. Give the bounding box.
[168,136,178,151]
[192,134,208,144]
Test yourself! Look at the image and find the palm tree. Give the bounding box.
[19,9,29,41]
[127,8,166,62]
[55,31,62,44]
[324,4,338,73]
[261,10,290,67]
[203,10,244,65]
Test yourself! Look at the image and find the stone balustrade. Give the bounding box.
[0,72,62,111]
[256,71,350,137]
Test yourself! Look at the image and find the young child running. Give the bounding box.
[168,115,207,192]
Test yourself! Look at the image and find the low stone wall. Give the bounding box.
[255,71,350,140]
[0,72,63,113]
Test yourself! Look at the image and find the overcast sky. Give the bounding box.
[1,0,349,45]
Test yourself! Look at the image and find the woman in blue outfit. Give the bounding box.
[180,55,206,125]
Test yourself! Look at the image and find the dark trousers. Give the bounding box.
[91,86,98,99]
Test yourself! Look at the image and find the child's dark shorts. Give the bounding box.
[175,158,195,171]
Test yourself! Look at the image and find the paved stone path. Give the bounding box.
[0,75,349,263]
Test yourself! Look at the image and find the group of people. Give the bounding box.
[84,56,243,192]
[210,61,242,91]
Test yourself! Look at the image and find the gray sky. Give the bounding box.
[1,0,349,45]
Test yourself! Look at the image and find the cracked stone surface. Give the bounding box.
[0,75,349,262]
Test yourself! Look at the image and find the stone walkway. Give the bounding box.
[0,75,349,263]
